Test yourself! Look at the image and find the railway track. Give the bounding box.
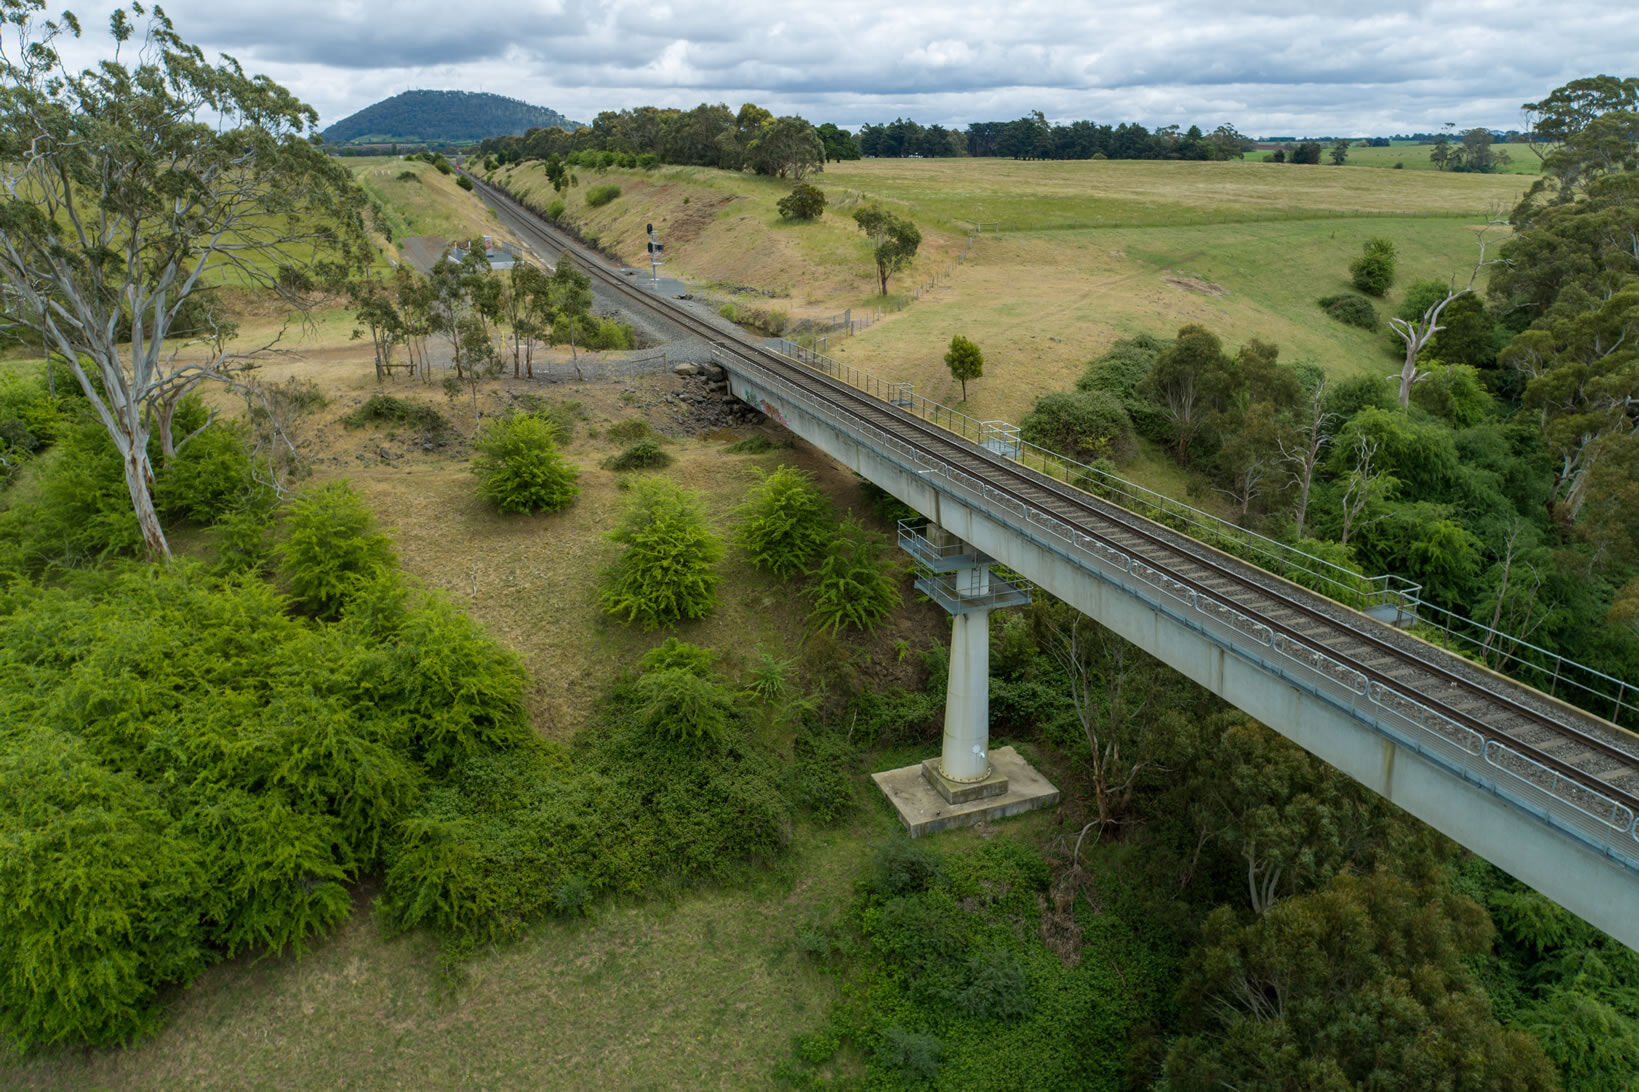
[472,174,1639,840]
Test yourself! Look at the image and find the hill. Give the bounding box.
[322,90,580,146]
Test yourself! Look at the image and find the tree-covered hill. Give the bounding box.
[322,90,581,146]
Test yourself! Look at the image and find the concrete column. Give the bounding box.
[942,584,992,782]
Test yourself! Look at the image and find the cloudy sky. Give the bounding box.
[48,0,1639,136]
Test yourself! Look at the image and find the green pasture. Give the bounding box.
[352,156,508,246]
[1337,140,1545,174]
[811,156,1531,231]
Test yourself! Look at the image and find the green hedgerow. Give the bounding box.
[471,414,580,514]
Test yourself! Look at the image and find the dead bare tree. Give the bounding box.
[1480,519,1551,667]
[1338,434,1395,547]
[1388,221,1505,408]
[1277,379,1335,537]
[1031,600,1156,856]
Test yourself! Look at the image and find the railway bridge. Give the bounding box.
[470,176,1639,951]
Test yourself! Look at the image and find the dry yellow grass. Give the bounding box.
[485,156,1526,435]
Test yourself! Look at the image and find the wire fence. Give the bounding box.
[762,338,1639,728]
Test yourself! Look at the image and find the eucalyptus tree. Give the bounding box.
[0,0,369,557]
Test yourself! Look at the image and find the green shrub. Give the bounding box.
[605,437,672,471]
[0,731,207,1049]
[395,170,420,183]
[806,520,901,635]
[1349,236,1397,296]
[639,636,715,675]
[631,667,738,745]
[777,182,826,221]
[545,198,566,220]
[1019,389,1135,463]
[1318,292,1380,330]
[154,423,267,523]
[209,507,277,575]
[788,729,856,823]
[735,465,835,578]
[471,414,580,514]
[275,481,399,619]
[351,588,532,770]
[456,174,474,191]
[0,366,61,480]
[378,750,637,951]
[600,478,722,628]
[954,948,1033,1021]
[605,418,650,444]
[1076,334,1164,397]
[342,394,450,438]
[723,434,789,454]
[0,562,521,1047]
[584,710,794,886]
[586,183,622,207]
[870,839,945,897]
[0,416,143,571]
[636,153,659,169]
[881,1026,943,1081]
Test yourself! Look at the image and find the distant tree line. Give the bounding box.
[478,105,1266,169]
[862,112,1254,161]
[479,103,832,180]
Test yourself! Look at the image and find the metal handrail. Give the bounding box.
[715,343,1639,862]
[763,336,1638,728]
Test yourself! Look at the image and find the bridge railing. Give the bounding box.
[716,343,1639,868]
[762,336,1639,730]
[766,338,1418,616]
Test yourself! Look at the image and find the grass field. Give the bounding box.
[490,156,1526,436]
[1338,140,1545,174]
[352,157,518,258]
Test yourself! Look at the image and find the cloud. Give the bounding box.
[38,0,1639,135]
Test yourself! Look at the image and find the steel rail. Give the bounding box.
[471,174,1639,824]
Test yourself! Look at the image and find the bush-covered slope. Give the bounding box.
[323,90,580,146]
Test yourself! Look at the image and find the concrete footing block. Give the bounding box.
[920,758,1009,803]
[873,746,1060,837]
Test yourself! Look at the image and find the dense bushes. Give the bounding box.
[0,366,61,484]
[806,519,902,635]
[1349,236,1397,296]
[777,181,826,221]
[377,637,836,956]
[585,183,621,207]
[341,393,450,439]
[600,478,722,628]
[1019,389,1136,463]
[780,838,1167,1088]
[735,465,833,578]
[604,437,672,470]
[275,481,398,619]
[1317,292,1380,330]
[0,540,533,1047]
[470,413,579,513]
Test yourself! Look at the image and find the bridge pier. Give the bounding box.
[871,522,1060,834]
